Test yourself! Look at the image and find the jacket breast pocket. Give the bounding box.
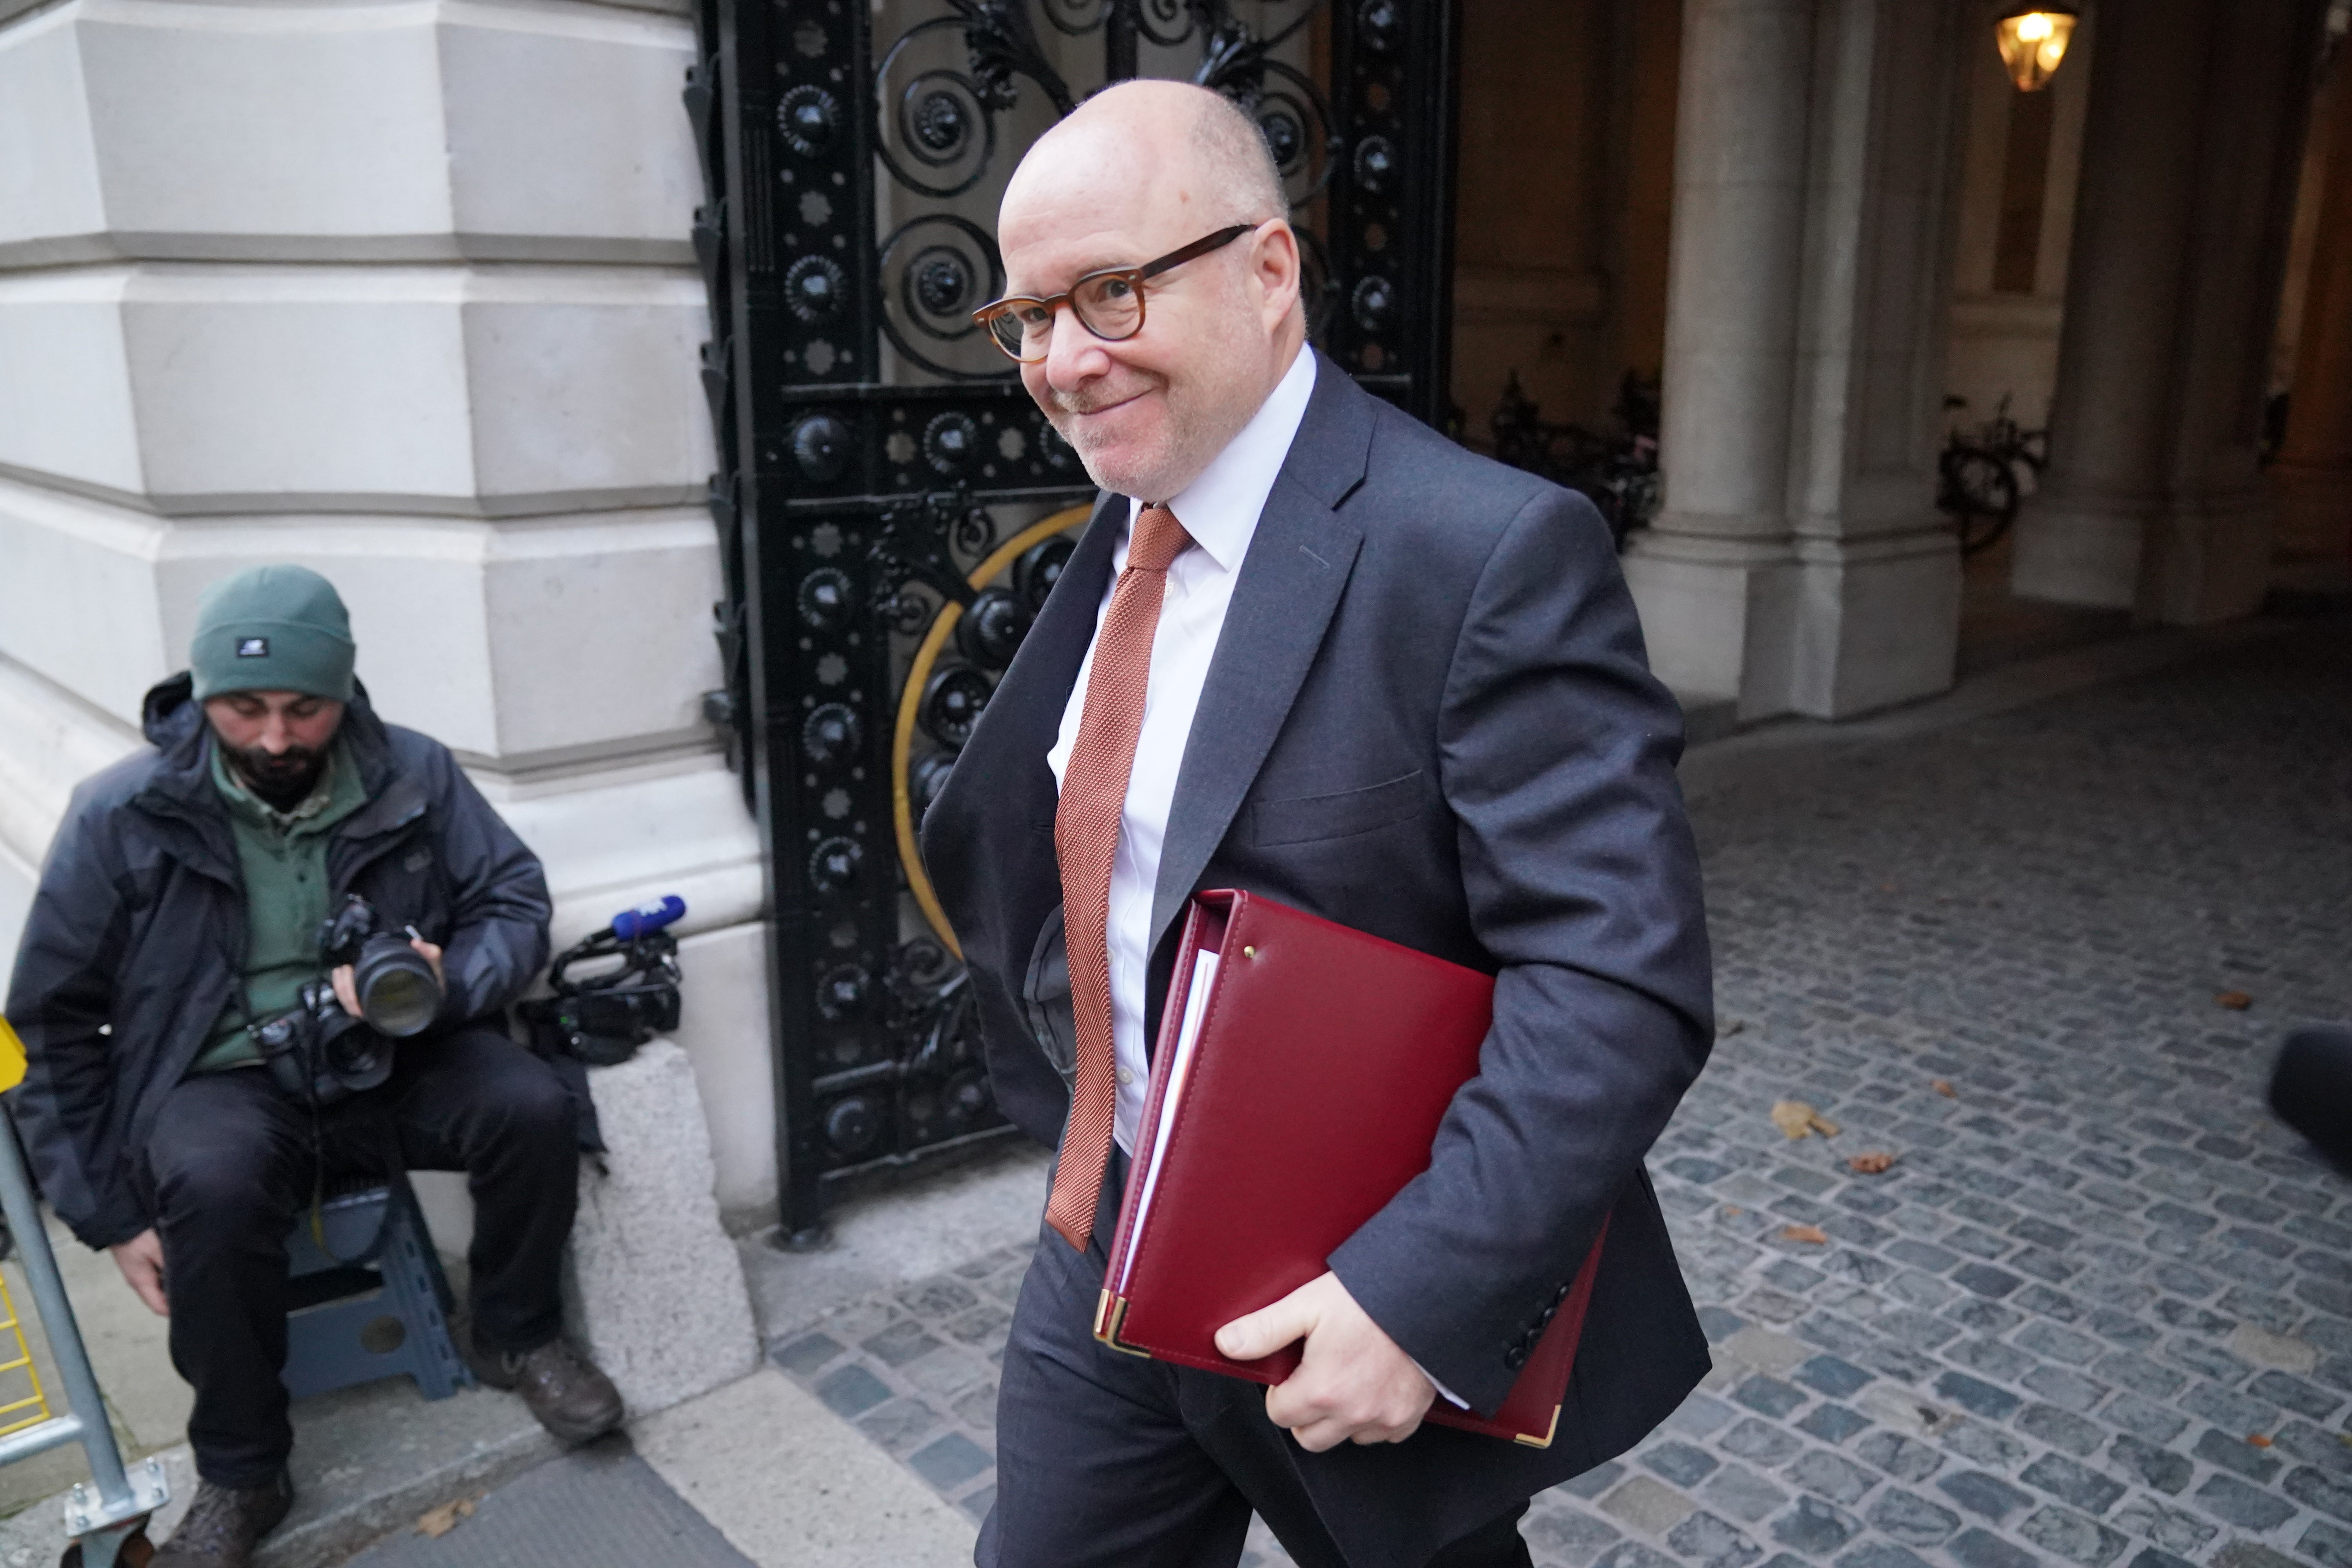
[1251,769,1428,848]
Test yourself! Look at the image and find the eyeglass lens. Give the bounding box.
[986,271,1147,361]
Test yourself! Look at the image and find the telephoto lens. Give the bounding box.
[318,896,444,1037]
[350,933,441,1036]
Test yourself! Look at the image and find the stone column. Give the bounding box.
[1779,0,1965,716]
[2274,66,2352,559]
[2015,0,2327,616]
[2141,0,2325,622]
[1628,0,1964,720]
[1622,0,1816,713]
[2010,0,2212,607]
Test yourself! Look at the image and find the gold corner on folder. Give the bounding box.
[1092,1291,1153,1357]
[1513,1406,1563,1449]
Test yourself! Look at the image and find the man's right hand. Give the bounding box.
[110,1229,167,1316]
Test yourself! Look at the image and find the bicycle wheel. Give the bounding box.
[1941,448,2018,555]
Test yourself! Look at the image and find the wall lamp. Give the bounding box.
[1996,4,2081,92]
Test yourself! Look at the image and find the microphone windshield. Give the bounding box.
[612,895,687,941]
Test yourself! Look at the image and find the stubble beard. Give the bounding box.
[224,740,327,811]
[1048,384,1202,503]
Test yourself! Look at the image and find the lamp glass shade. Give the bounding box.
[1996,9,2078,92]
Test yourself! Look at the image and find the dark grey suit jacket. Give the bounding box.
[921,351,1715,1547]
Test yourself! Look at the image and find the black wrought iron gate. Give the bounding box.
[685,0,1459,1241]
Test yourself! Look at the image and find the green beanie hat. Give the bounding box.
[189,565,357,702]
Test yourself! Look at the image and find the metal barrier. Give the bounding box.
[0,1018,169,1568]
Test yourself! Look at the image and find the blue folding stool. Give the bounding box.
[280,1173,472,1402]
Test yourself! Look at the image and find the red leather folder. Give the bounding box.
[1093,889,1610,1447]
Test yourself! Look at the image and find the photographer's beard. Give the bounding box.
[225,742,327,812]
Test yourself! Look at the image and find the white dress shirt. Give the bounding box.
[1046,345,1317,1156]
[1044,348,1468,1411]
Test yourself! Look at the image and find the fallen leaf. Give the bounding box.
[2216,991,2253,1010]
[1722,1206,1744,1218]
[1769,1100,1843,1140]
[1782,1224,1829,1245]
[417,1498,477,1539]
[1849,1151,1898,1175]
[2248,1433,2273,1448]
[1877,883,1897,894]
[1932,1079,1956,1098]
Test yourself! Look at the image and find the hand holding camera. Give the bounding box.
[328,935,442,1021]
[249,895,446,1106]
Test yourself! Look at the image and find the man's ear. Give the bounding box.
[1251,221,1303,332]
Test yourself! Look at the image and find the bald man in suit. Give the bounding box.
[922,80,1715,1568]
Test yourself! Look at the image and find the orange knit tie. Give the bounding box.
[1044,504,1194,1251]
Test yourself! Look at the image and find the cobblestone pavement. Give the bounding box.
[762,622,2352,1568]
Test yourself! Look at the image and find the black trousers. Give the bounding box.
[140,1025,578,1487]
[978,1161,1534,1568]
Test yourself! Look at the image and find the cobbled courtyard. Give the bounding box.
[759,620,2352,1568]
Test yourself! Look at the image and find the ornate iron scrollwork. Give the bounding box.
[691,0,1456,1241]
[950,0,1074,116]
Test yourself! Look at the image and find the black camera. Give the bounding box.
[249,897,441,1106]
[319,896,442,1038]
[251,980,396,1106]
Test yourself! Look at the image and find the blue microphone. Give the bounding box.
[611,895,687,941]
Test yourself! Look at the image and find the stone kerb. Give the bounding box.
[561,1039,759,1416]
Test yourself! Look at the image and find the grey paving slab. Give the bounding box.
[762,621,2352,1567]
[339,1439,753,1568]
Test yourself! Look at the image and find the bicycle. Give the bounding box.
[1937,394,2047,556]
[1490,370,1661,550]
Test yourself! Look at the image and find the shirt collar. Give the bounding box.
[1129,345,1317,572]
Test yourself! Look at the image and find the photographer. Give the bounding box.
[4,566,621,1568]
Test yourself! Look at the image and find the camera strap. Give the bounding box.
[237,974,401,1268]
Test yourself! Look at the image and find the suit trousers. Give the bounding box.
[978,1157,1534,1568]
[139,1025,579,1487]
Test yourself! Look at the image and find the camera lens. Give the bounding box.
[323,1019,396,1091]
[352,935,442,1037]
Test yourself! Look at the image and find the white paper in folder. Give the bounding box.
[1114,947,1220,1292]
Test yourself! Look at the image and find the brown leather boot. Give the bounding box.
[152,1471,293,1567]
[466,1332,624,1445]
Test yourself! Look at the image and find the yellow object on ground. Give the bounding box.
[0,1270,53,1436]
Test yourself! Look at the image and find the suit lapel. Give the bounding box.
[1148,354,1377,949]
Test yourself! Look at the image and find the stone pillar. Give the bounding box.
[2015,0,2327,617]
[1780,0,1964,716]
[1622,0,1815,712]
[2274,66,2352,560]
[1628,0,1963,720]
[2142,0,2325,622]
[2010,0,2212,607]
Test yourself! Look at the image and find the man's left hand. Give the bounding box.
[330,938,445,1017]
[1214,1270,1437,1451]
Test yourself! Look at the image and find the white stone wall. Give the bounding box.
[0,0,781,1224]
